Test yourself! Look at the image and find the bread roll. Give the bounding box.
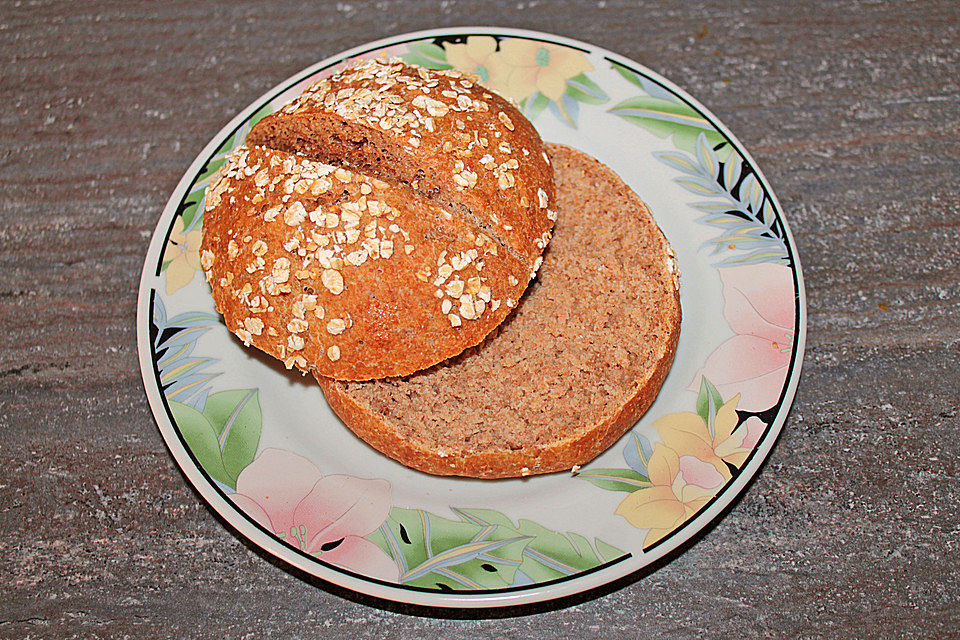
[200,59,555,380]
[318,144,682,478]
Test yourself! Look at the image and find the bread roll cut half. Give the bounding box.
[201,59,555,380]
[318,144,682,478]
[200,145,534,380]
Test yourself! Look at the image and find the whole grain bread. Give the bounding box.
[318,143,682,478]
[201,59,555,380]
[200,145,535,379]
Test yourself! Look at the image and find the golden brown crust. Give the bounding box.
[318,143,682,478]
[200,145,531,380]
[317,328,678,478]
[202,59,555,380]
[247,58,556,267]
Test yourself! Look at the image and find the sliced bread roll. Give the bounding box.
[201,59,555,380]
[318,143,682,478]
[247,58,555,268]
[200,145,533,380]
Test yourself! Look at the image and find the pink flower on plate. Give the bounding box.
[691,262,796,412]
[230,448,399,581]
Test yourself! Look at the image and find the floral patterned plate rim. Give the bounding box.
[137,27,806,610]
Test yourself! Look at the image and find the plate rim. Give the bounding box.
[137,25,807,609]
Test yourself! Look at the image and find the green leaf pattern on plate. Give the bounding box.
[456,509,625,584]
[609,94,727,156]
[576,467,652,493]
[400,41,453,70]
[368,506,530,589]
[367,506,625,589]
[169,389,262,490]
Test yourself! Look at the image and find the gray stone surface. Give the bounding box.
[1,1,958,638]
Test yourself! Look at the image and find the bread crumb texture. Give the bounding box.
[320,143,682,478]
[201,59,555,380]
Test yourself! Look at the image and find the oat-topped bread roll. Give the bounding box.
[247,58,555,269]
[201,58,555,380]
[318,144,682,478]
[200,145,534,380]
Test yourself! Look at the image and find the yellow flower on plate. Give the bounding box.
[615,443,727,546]
[612,396,767,545]
[163,217,202,294]
[496,38,593,102]
[443,36,509,87]
[655,395,767,470]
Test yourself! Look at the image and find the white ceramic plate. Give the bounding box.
[138,27,805,609]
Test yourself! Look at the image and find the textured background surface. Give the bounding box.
[2,1,958,638]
